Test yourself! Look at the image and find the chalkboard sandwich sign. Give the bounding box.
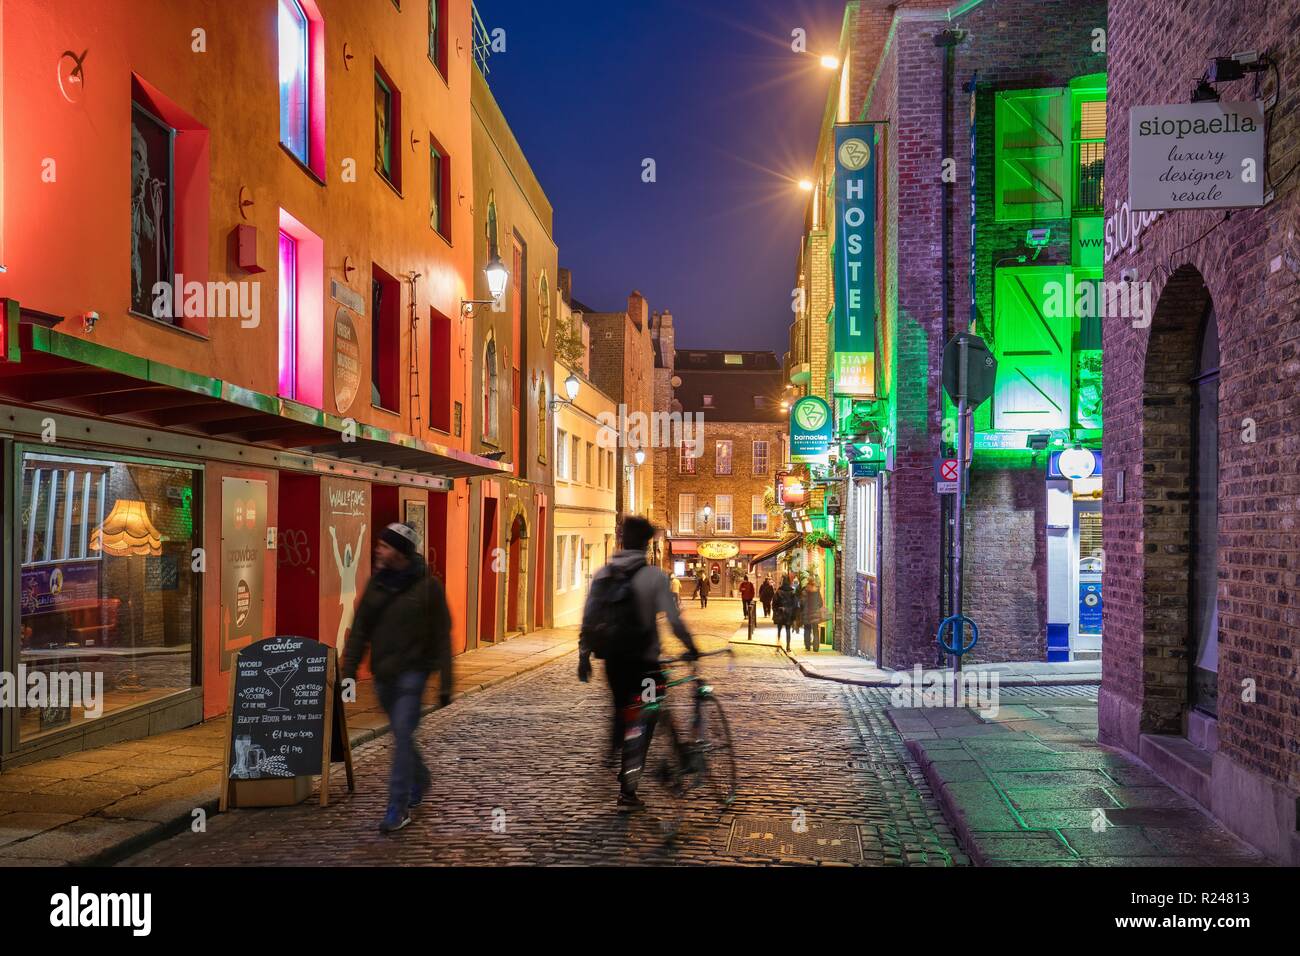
[220,635,354,810]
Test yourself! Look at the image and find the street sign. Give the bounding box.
[942,332,996,406]
[851,461,882,478]
[935,457,959,495]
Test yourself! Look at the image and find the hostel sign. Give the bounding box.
[833,123,878,397]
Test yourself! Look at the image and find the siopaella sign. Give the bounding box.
[1129,101,1265,211]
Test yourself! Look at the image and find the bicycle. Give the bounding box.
[630,648,737,840]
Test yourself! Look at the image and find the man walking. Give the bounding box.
[696,571,710,608]
[773,574,798,652]
[578,517,699,812]
[342,522,452,834]
[739,575,755,620]
[759,576,775,618]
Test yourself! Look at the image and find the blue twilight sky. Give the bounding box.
[475,0,849,355]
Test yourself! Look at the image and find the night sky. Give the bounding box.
[476,0,849,356]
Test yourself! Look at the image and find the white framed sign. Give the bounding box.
[1129,101,1265,211]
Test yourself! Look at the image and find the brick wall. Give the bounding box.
[1101,0,1300,814]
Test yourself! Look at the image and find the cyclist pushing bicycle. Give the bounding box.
[578,516,699,813]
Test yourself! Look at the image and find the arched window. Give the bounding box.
[483,335,499,442]
[537,378,548,465]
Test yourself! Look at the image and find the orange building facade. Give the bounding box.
[0,0,506,766]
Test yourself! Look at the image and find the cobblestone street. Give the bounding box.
[126,604,967,867]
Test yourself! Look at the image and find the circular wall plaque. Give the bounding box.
[333,307,361,414]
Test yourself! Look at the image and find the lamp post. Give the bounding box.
[460,254,511,318]
[550,372,581,411]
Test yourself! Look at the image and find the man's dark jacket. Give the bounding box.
[341,556,452,692]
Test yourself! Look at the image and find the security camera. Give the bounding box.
[82,311,100,334]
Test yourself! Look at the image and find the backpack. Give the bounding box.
[580,561,650,661]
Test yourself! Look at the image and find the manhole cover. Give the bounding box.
[725,816,863,862]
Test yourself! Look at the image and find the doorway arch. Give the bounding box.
[1140,264,1217,735]
[505,508,529,635]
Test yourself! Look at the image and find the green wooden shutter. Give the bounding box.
[994,88,1069,221]
[992,266,1070,430]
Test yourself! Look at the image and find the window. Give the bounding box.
[371,265,400,411]
[702,394,714,408]
[715,495,732,533]
[596,445,603,487]
[278,0,309,164]
[19,451,199,743]
[606,450,614,488]
[752,440,769,475]
[572,436,581,481]
[374,64,402,189]
[483,335,500,441]
[678,494,696,534]
[679,441,696,475]
[724,354,743,365]
[751,495,768,533]
[428,0,448,77]
[571,536,582,590]
[429,138,451,241]
[753,395,766,409]
[585,442,594,485]
[277,231,297,399]
[556,428,568,479]
[430,309,452,432]
[715,440,733,476]
[556,535,567,592]
[856,479,878,575]
[537,380,548,465]
[1075,96,1106,213]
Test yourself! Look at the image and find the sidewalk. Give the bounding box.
[732,619,1101,686]
[890,695,1269,866]
[0,626,580,866]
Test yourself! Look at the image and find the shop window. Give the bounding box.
[130,76,210,334]
[856,478,878,575]
[18,451,199,744]
[429,0,448,78]
[277,231,297,398]
[715,440,733,476]
[371,264,400,412]
[429,137,451,241]
[429,308,452,432]
[374,63,402,190]
[751,495,768,533]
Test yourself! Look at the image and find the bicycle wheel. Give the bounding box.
[638,708,686,841]
[693,694,737,807]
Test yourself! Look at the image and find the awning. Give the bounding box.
[0,314,510,480]
[747,535,803,570]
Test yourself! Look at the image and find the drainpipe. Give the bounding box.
[934,28,964,661]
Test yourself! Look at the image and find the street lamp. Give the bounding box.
[797,179,814,192]
[461,254,511,318]
[820,54,840,70]
[551,372,581,410]
[633,447,646,467]
[701,504,712,530]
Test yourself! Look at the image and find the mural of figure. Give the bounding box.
[329,523,367,652]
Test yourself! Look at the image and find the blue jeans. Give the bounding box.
[375,670,431,812]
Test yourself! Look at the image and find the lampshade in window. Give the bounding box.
[90,500,163,557]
